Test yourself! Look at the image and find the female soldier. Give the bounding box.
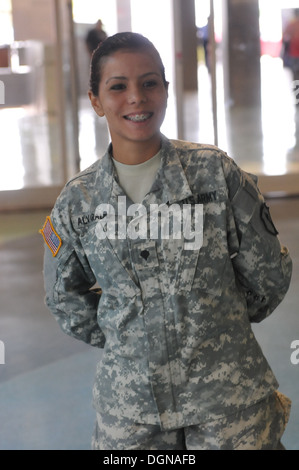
[41,32,292,450]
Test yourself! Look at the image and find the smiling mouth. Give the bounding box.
[124,113,153,122]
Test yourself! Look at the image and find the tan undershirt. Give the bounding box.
[112,151,161,204]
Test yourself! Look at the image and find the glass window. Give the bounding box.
[0,0,13,45]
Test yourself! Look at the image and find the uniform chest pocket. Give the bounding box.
[79,222,140,297]
[176,199,229,295]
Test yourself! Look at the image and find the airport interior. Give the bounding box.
[0,0,299,450]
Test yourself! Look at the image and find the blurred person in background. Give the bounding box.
[85,19,108,57]
[283,9,299,82]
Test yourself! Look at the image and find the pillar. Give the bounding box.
[225,0,261,107]
[177,0,198,91]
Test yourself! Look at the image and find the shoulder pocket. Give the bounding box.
[43,242,75,302]
[231,179,259,225]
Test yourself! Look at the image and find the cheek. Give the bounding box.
[104,106,121,123]
[157,93,168,115]
[101,96,122,116]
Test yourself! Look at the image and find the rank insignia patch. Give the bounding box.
[39,216,62,257]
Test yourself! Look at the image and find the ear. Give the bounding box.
[88,90,105,117]
[165,81,169,98]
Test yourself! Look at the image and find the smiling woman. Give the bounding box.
[42,31,293,451]
[88,33,169,164]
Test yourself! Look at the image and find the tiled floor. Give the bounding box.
[0,224,101,450]
[0,57,298,450]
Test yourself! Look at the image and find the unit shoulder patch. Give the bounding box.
[39,216,62,257]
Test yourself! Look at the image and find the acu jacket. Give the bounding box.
[42,136,292,431]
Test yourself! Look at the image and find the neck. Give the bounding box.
[111,135,162,165]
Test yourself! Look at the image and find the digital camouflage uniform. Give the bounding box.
[41,136,292,450]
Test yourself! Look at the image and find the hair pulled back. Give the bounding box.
[89,32,167,96]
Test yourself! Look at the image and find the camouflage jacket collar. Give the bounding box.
[95,135,193,206]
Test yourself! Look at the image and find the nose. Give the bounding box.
[127,85,147,105]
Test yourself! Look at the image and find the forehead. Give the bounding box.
[100,49,162,78]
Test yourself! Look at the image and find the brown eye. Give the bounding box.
[143,80,158,88]
[110,83,126,91]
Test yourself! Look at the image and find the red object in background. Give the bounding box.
[260,39,282,57]
[0,47,9,68]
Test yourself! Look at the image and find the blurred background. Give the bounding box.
[0,0,298,450]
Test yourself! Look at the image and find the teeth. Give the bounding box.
[126,114,151,122]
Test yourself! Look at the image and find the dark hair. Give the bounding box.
[89,32,167,96]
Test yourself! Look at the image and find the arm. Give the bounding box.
[224,157,292,323]
[41,188,105,348]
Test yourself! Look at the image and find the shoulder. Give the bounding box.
[169,138,231,164]
[167,138,257,199]
[168,138,237,176]
[54,154,108,213]
[169,138,220,153]
[66,159,101,189]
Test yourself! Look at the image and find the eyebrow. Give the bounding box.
[105,72,160,85]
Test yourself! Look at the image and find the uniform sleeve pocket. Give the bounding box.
[44,242,75,302]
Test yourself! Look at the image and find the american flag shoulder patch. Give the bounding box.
[39,216,62,257]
